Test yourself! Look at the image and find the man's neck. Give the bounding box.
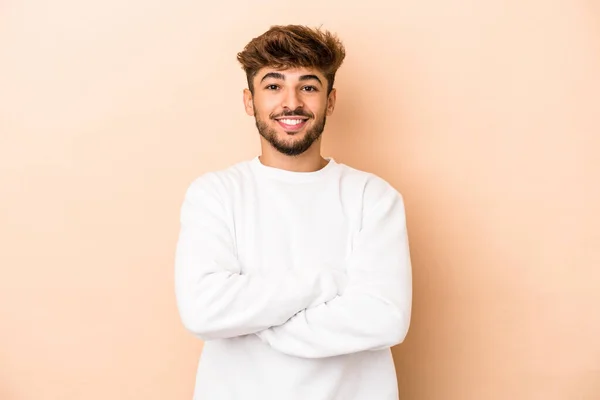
[258,148,328,173]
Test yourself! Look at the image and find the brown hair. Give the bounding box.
[237,25,346,94]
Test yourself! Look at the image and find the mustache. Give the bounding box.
[270,109,313,119]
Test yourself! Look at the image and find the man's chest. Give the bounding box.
[226,182,362,275]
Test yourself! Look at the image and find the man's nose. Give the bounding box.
[281,89,303,110]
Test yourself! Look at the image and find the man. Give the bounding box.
[174,25,412,400]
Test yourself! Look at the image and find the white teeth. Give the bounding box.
[280,119,304,125]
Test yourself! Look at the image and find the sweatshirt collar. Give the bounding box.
[250,156,338,183]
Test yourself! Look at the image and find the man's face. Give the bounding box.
[243,67,337,156]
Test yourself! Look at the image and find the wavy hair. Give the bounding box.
[237,25,346,94]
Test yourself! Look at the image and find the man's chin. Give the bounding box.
[267,136,312,156]
[280,131,306,139]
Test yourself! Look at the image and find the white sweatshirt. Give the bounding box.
[174,156,412,400]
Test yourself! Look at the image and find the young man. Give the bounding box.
[175,25,412,400]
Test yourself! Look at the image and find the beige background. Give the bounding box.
[1,0,599,399]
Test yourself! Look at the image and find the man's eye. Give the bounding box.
[265,84,279,90]
[302,86,318,92]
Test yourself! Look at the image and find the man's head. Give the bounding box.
[237,25,345,157]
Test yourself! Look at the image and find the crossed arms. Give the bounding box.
[174,175,412,358]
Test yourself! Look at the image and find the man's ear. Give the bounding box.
[243,89,254,116]
[326,88,337,116]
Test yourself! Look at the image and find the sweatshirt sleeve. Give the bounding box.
[256,184,412,358]
[174,175,343,341]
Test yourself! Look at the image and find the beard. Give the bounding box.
[254,106,327,156]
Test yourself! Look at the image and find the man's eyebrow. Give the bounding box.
[299,75,322,85]
[260,72,285,83]
[259,72,323,86]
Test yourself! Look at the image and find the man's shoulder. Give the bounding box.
[336,162,400,199]
[184,159,253,198]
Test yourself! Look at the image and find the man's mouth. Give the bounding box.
[274,117,309,132]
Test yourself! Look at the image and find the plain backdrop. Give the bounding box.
[1,0,599,399]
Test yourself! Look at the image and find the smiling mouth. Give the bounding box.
[275,117,309,133]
